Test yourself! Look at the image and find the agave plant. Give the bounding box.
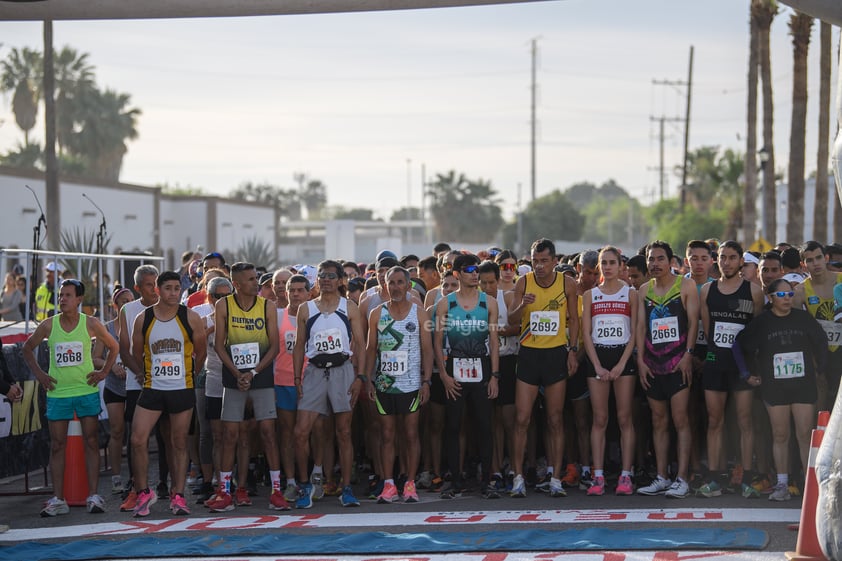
[59,226,112,302]
[235,235,276,269]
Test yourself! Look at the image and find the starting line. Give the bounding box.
[122,554,788,561]
[0,508,798,542]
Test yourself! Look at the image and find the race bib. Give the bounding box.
[152,352,185,380]
[380,350,408,377]
[530,311,559,336]
[594,316,627,345]
[696,320,707,345]
[231,342,260,370]
[314,328,345,354]
[818,320,842,347]
[54,342,83,367]
[651,316,679,344]
[773,351,805,379]
[453,357,483,382]
[284,331,296,354]
[712,322,744,349]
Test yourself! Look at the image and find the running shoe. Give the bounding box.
[40,496,70,517]
[156,481,170,500]
[369,478,384,500]
[637,476,672,496]
[549,478,567,497]
[492,474,506,492]
[119,490,137,512]
[86,494,106,514]
[535,473,552,493]
[769,483,792,502]
[324,480,342,497]
[340,485,360,507]
[751,475,774,495]
[377,481,399,504]
[235,486,252,506]
[206,491,234,513]
[417,471,432,489]
[195,482,214,504]
[428,473,444,493]
[311,473,325,500]
[439,483,462,499]
[269,490,291,511]
[505,472,514,492]
[133,488,158,517]
[579,470,594,491]
[403,480,419,503]
[615,474,634,496]
[296,482,314,509]
[560,463,579,488]
[482,482,500,499]
[284,482,299,502]
[788,483,801,497]
[170,493,190,516]
[510,474,526,498]
[665,478,690,499]
[587,476,606,496]
[696,480,722,498]
[729,464,744,489]
[741,483,761,498]
[111,476,124,495]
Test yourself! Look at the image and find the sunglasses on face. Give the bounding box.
[318,272,339,280]
[500,262,517,272]
[461,265,479,274]
[442,262,453,271]
[773,291,795,298]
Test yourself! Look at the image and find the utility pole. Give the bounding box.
[530,37,540,202]
[651,45,694,211]
[647,116,683,200]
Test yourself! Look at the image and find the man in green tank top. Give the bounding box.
[23,279,118,517]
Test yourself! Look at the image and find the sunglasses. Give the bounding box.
[442,262,453,271]
[211,292,231,299]
[318,272,339,280]
[829,261,842,268]
[499,262,517,272]
[773,291,795,298]
[461,265,479,274]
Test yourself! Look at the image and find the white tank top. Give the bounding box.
[123,298,149,391]
[305,298,353,359]
[590,284,632,347]
[497,289,519,356]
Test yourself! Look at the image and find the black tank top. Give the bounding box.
[705,279,754,371]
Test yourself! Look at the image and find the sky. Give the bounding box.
[0,0,838,221]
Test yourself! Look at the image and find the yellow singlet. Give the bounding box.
[519,272,568,349]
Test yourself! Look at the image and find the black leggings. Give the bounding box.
[444,374,492,487]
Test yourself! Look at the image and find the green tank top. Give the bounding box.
[445,291,490,358]
[47,314,97,398]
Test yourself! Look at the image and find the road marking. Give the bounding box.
[122,553,789,561]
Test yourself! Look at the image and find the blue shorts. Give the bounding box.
[275,385,298,412]
[46,392,101,421]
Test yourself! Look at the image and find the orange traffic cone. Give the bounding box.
[817,411,830,431]
[62,414,89,506]
[785,429,828,561]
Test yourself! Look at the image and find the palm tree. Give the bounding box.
[0,47,43,146]
[68,88,140,182]
[786,11,813,244]
[814,21,831,242]
[753,0,778,242]
[744,1,759,243]
[294,173,327,220]
[53,46,96,155]
[426,170,504,243]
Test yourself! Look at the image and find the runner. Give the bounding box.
[635,241,698,499]
[508,238,579,498]
[365,266,434,503]
[205,262,287,512]
[733,278,827,501]
[434,253,500,499]
[292,260,366,508]
[273,268,292,309]
[495,250,518,292]
[23,279,118,516]
[627,254,648,290]
[582,246,637,496]
[741,252,761,285]
[697,241,764,499]
[128,271,207,517]
[759,252,784,295]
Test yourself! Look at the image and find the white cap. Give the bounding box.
[298,265,317,287]
[44,262,64,272]
[517,264,532,276]
[743,252,760,266]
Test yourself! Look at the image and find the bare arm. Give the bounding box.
[86,316,119,386]
[292,302,309,397]
[22,321,54,390]
[699,283,711,347]
[187,309,208,374]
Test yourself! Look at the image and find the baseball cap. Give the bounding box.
[298,265,317,287]
[517,264,532,276]
[259,272,273,286]
[44,262,64,272]
[375,250,397,263]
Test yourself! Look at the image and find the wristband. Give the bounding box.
[685,348,694,354]
[567,345,578,353]
[491,372,501,379]
[357,374,368,383]
[250,369,258,377]
[422,379,432,387]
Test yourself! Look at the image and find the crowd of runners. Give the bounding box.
[7,236,841,519]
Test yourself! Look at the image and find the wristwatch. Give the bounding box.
[422,379,432,387]
[357,374,368,383]
[491,372,501,379]
[567,345,579,353]
[249,369,258,377]
[685,347,695,354]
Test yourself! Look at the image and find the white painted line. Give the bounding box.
[120,552,789,561]
[0,508,800,542]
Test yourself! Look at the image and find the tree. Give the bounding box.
[814,21,831,242]
[330,207,378,221]
[580,192,648,248]
[786,11,813,244]
[744,1,760,243]
[294,172,327,220]
[563,181,598,208]
[501,189,584,250]
[426,170,504,243]
[159,182,207,196]
[229,181,301,220]
[646,199,727,253]
[753,0,778,242]
[0,142,41,169]
[390,207,422,221]
[235,235,276,269]
[53,46,96,156]
[0,47,42,146]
